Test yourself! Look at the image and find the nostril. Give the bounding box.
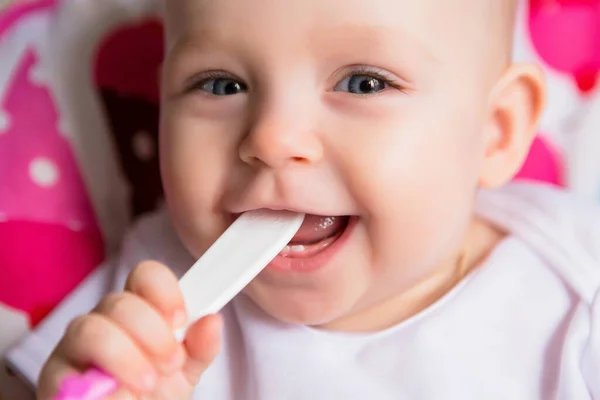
[241,155,261,166]
[291,156,307,163]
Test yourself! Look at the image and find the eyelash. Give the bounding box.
[184,66,405,94]
[335,66,405,93]
[183,70,244,94]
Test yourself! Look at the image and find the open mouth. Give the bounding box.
[231,210,356,272]
[279,215,351,258]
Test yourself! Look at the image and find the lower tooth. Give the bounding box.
[283,245,306,253]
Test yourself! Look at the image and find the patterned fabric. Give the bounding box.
[0,1,160,397]
[528,0,600,94]
[95,19,164,217]
[0,0,162,332]
[0,0,104,331]
[517,0,600,199]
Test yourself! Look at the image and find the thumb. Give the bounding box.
[181,314,223,385]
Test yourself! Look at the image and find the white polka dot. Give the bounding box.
[29,157,60,188]
[132,130,156,162]
[0,110,10,134]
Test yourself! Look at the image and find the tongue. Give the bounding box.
[289,215,347,244]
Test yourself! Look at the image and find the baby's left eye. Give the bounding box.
[334,74,389,95]
[200,78,247,96]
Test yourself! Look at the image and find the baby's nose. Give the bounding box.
[238,109,324,169]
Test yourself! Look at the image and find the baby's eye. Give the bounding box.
[334,74,389,95]
[198,78,247,96]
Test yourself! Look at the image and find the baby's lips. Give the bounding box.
[290,215,347,244]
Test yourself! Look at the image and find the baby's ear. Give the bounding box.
[479,64,546,188]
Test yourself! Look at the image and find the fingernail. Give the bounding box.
[172,310,187,329]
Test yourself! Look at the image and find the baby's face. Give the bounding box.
[161,0,511,328]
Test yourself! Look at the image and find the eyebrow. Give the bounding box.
[165,28,234,70]
[166,21,438,83]
[307,23,439,65]
[170,21,436,57]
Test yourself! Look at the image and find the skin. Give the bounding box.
[37,0,544,398]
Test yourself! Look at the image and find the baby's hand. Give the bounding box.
[37,261,223,400]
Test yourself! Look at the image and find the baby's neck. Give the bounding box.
[316,218,505,333]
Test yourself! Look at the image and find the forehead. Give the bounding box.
[165,0,492,61]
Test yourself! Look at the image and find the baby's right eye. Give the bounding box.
[188,75,248,96]
[200,78,247,96]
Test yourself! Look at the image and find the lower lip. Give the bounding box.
[266,217,358,273]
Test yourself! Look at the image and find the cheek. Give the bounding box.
[162,123,221,205]
[336,110,479,207]
[334,107,483,275]
[160,109,240,253]
[161,105,242,201]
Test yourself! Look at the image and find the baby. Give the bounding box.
[21,0,600,398]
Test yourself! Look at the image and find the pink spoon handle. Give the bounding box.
[53,368,118,400]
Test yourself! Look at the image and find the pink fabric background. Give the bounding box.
[0,0,104,327]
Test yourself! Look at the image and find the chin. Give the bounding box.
[244,280,366,328]
[258,302,350,327]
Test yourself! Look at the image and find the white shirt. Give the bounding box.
[6,183,600,399]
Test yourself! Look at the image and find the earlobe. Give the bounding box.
[479,64,546,188]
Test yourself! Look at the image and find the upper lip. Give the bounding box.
[224,176,352,217]
[224,188,355,217]
[227,201,361,220]
[231,204,310,214]
[230,206,339,218]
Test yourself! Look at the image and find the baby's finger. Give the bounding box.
[55,313,158,394]
[182,314,223,385]
[125,261,186,328]
[36,356,80,400]
[94,292,185,374]
[103,387,136,400]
